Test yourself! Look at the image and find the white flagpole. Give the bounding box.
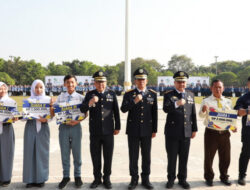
[124,0,131,91]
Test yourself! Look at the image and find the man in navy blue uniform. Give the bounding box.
[234,76,250,186]
[121,68,158,190]
[80,71,120,189]
[163,71,197,189]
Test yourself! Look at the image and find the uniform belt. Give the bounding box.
[206,127,228,134]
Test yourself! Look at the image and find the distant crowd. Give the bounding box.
[7,84,124,96]
[158,85,249,97]
[7,84,249,97]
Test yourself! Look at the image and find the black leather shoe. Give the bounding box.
[35,183,45,188]
[238,178,246,186]
[142,181,154,189]
[166,181,174,189]
[58,177,70,189]
[26,183,35,188]
[220,179,231,186]
[178,181,190,189]
[205,180,213,187]
[103,179,112,189]
[90,179,102,189]
[75,177,83,188]
[2,181,10,187]
[128,179,138,190]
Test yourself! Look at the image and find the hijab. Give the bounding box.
[0,82,13,134]
[30,79,46,99]
[29,80,50,132]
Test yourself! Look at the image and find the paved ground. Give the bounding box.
[4,97,250,189]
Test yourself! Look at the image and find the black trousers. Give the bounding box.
[128,136,152,180]
[165,136,190,182]
[239,139,250,178]
[90,135,114,180]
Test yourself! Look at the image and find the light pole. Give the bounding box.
[215,56,219,75]
[124,0,131,91]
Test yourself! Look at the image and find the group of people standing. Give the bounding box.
[0,68,250,190]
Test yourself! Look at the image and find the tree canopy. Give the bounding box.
[0,55,250,87]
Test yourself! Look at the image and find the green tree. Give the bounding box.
[104,65,119,85]
[79,61,102,76]
[237,66,250,86]
[18,60,46,84]
[47,62,71,75]
[211,61,241,74]
[0,72,15,85]
[193,65,212,74]
[62,60,101,76]
[131,57,163,72]
[168,55,195,73]
[116,58,163,85]
[63,60,81,74]
[0,58,4,71]
[242,61,250,67]
[161,70,174,76]
[213,72,238,86]
[141,64,159,85]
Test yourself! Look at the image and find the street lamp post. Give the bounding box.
[215,56,219,75]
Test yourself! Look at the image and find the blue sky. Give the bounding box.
[1,0,250,67]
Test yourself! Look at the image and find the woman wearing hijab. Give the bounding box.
[0,82,17,187]
[23,80,52,188]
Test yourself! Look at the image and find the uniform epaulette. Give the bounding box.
[149,89,157,94]
[125,89,134,93]
[165,90,173,94]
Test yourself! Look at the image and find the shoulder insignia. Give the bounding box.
[126,89,134,93]
[165,90,173,94]
[149,89,157,94]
